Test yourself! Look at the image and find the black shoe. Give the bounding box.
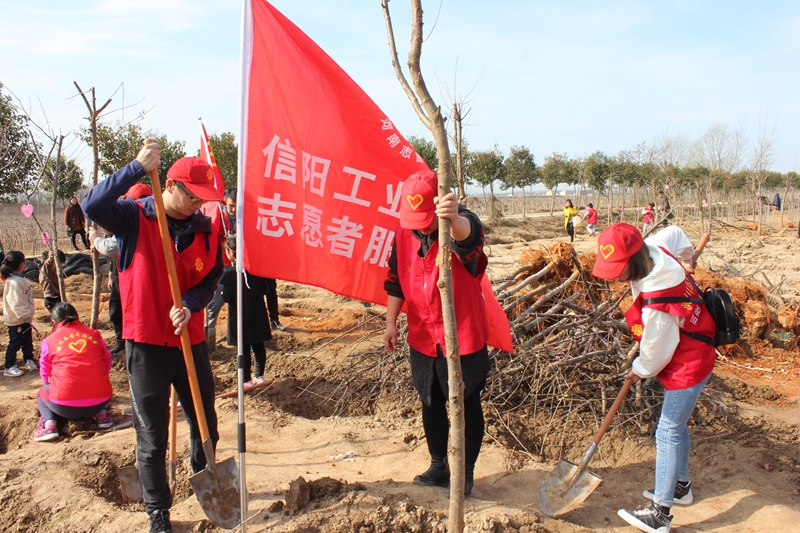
[445,466,475,497]
[413,455,449,487]
[618,503,672,533]
[148,509,172,533]
[110,343,125,355]
[643,480,693,506]
[271,320,286,331]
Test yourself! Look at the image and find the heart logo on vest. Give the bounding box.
[600,244,615,260]
[21,204,34,218]
[68,339,87,353]
[406,194,424,211]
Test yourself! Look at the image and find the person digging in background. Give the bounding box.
[64,196,89,251]
[592,224,715,533]
[383,170,490,498]
[2,251,37,377]
[39,249,66,313]
[563,199,578,242]
[582,203,598,237]
[33,302,113,442]
[83,143,223,533]
[219,234,272,386]
[201,186,236,353]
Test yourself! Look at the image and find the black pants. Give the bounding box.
[108,279,123,345]
[422,370,485,469]
[70,230,89,250]
[265,278,279,322]
[242,342,267,382]
[126,340,219,513]
[5,323,34,369]
[567,222,575,242]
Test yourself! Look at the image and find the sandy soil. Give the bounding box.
[1,214,799,533]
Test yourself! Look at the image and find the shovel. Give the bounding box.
[168,387,178,496]
[119,428,143,502]
[144,139,242,529]
[538,377,633,516]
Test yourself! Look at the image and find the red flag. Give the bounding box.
[199,120,227,195]
[480,275,514,353]
[239,0,429,305]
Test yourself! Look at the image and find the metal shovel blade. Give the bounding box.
[189,456,242,529]
[537,459,602,517]
[119,464,143,503]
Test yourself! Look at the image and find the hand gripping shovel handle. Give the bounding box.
[566,377,634,490]
[143,139,215,467]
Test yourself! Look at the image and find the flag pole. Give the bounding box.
[235,0,254,531]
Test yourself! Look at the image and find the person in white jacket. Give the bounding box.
[2,251,37,377]
[592,224,717,533]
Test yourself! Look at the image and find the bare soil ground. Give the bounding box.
[1,214,799,532]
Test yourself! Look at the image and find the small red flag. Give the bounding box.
[199,120,226,196]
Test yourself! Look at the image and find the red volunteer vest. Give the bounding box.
[201,202,233,267]
[44,322,112,403]
[625,250,716,390]
[395,228,489,357]
[119,206,217,346]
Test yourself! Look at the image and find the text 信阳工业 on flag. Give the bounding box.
[240,0,429,305]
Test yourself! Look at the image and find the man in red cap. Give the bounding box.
[83,143,223,533]
[383,169,490,498]
[592,224,714,533]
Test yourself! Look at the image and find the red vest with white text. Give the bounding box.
[44,322,112,403]
[395,228,489,357]
[625,253,716,390]
[119,205,217,346]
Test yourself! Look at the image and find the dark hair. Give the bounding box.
[626,244,653,282]
[587,203,594,208]
[565,199,573,206]
[51,302,79,325]
[649,202,655,208]
[225,234,237,252]
[1,251,25,279]
[224,187,237,201]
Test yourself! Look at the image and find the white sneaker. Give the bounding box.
[4,365,24,377]
[25,359,38,371]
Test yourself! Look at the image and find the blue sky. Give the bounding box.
[1,0,798,179]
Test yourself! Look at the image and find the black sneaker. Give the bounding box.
[271,320,286,331]
[643,480,693,506]
[413,455,449,487]
[618,503,672,533]
[148,509,172,533]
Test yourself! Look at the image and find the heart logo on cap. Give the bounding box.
[68,339,87,353]
[600,244,615,260]
[206,169,213,181]
[21,204,34,218]
[406,194,424,211]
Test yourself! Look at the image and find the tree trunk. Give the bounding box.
[549,188,556,216]
[381,2,466,530]
[51,135,68,303]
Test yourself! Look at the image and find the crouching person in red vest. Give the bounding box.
[34,302,113,442]
[592,224,716,533]
[383,170,490,498]
[82,143,223,533]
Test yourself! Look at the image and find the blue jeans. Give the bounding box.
[654,372,711,507]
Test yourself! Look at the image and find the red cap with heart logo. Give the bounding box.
[399,170,437,230]
[166,157,224,202]
[592,223,644,280]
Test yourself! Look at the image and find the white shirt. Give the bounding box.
[630,227,694,378]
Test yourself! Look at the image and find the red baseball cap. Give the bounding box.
[592,223,644,280]
[399,170,437,230]
[166,157,224,202]
[125,183,153,200]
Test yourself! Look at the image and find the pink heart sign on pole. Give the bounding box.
[21,204,34,218]
[41,232,51,245]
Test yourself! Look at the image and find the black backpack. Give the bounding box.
[643,279,742,347]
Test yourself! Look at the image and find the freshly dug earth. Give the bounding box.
[1,216,799,532]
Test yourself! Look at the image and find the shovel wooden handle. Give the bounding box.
[592,377,634,446]
[143,139,213,446]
